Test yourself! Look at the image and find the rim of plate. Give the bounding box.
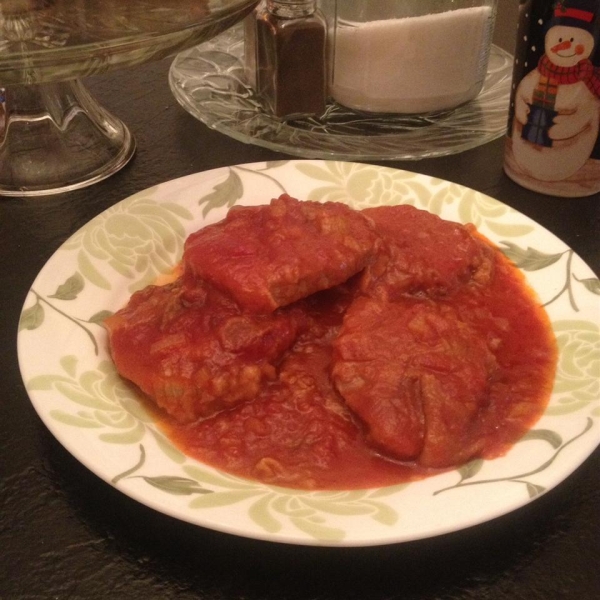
[17,160,600,546]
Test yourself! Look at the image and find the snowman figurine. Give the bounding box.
[512,0,600,183]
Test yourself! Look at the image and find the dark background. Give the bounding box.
[1,2,599,598]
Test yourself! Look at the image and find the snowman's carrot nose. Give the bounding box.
[551,39,572,53]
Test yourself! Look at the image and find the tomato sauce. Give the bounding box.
[449,250,558,459]
[160,248,557,490]
[106,199,557,490]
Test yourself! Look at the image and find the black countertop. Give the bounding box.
[1,3,599,598]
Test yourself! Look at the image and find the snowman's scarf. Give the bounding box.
[538,54,600,98]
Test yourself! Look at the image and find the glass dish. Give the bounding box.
[169,23,513,160]
[0,0,257,196]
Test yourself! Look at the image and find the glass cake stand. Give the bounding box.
[0,0,257,197]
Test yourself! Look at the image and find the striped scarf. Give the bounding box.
[537,54,600,99]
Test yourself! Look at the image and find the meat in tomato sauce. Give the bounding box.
[183,193,381,312]
[105,196,557,490]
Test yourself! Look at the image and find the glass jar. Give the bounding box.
[246,0,327,118]
[325,0,498,114]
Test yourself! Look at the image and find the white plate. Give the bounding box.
[169,24,513,161]
[18,160,600,547]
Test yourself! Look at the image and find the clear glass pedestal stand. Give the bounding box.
[0,0,257,197]
[0,79,135,196]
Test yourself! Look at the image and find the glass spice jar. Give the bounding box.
[249,0,327,118]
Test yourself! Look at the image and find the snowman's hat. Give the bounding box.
[550,0,598,35]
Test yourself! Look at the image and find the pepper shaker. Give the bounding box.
[248,0,327,118]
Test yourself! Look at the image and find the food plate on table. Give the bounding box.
[18,160,600,547]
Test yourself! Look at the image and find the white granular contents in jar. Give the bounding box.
[330,6,493,113]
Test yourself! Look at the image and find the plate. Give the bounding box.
[169,24,513,161]
[18,160,600,547]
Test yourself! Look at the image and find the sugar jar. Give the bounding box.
[324,0,498,114]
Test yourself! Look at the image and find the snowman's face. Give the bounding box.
[545,25,595,67]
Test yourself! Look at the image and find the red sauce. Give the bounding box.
[160,248,557,490]
[106,199,557,490]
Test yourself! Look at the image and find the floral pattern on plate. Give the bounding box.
[18,160,600,546]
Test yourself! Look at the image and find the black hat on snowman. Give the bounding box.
[550,1,599,36]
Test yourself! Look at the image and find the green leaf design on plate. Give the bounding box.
[139,476,213,496]
[300,162,424,209]
[247,494,286,533]
[458,458,484,482]
[265,160,290,169]
[297,161,351,184]
[49,272,84,300]
[184,465,403,540]
[548,321,600,416]
[49,410,103,428]
[112,444,147,484]
[290,516,345,542]
[88,310,113,325]
[21,289,103,355]
[454,190,533,236]
[198,168,243,218]
[455,189,497,220]
[182,464,264,491]
[428,187,453,216]
[33,358,156,445]
[19,301,44,331]
[28,373,71,391]
[64,195,192,292]
[520,429,563,449]
[498,245,595,312]
[485,221,536,237]
[60,355,79,378]
[499,242,563,270]
[434,419,594,498]
[77,250,111,290]
[245,493,347,541]
[183,460,405,541]
[302,492,397,521]
[367,483,410,498]
[525,482,546,499]
[297,162,533,238]
[149,428,187,465]
[273,490,398,539]
[366,501,399,526]
[96,417,148,445]
[94,416,143,439]
[233,164,288,195]
[574,277,600,295]
[54,379,116,411]
[189,489,264,510]
[119,396,154,423]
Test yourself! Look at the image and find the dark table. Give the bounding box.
[2,3,599,598]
